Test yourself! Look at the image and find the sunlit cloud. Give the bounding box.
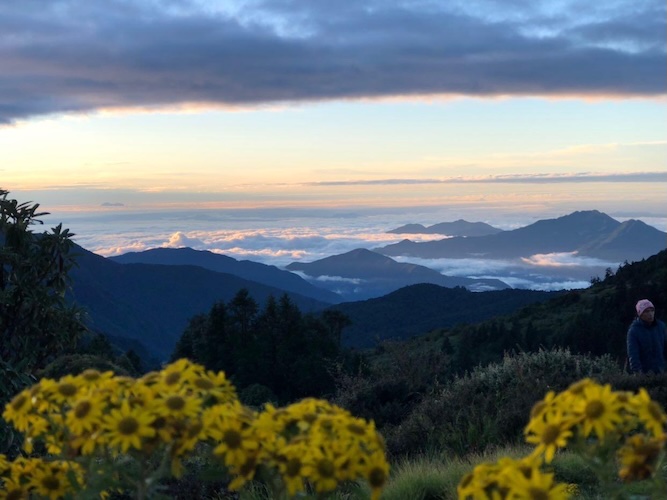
[520,252,614,268]
[313,275,364,284]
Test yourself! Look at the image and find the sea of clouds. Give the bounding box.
[42,206,665,292]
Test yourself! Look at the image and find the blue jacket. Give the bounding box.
[627,318,666,374]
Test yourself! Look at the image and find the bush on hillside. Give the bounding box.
[332,341,446,429]
[36,354,132,380]
[385,348,622,457]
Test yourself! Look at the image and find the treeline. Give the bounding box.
[170,289,353,404]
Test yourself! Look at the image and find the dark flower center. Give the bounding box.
[82,369,101,382]
[347,423,366,435]
[11,394,27,411]
[41,475,60,491]
[194,378,214,390]
[166,395,186,411]
[74,400,92,419]
[541,424,561,445]
[223,430,242,449]
[585,400,604,419]
[58,383,77,397]
[648,402,664,421]
[528,487,549,500]
[286,458,302,477]
[165,372,181,386]
[118,416,139,435]
[317,458,335,478]
[368,466,387,488]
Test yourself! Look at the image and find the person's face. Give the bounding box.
[640,307,655,322]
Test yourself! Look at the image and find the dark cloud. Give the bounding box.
[307,171,667,186]
[1,0,665,123]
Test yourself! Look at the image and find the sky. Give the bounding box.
[1,0,666,280]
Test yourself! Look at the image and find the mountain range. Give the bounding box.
[60,209,665,361]
[286,248,509,300]
[387,219,503,237]
[69,245,331,360]
[110,247,340,303]
[376,210,665,262]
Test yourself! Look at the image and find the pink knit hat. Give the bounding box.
[636,299,655,317]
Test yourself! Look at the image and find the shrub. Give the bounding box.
[386,348,621,457]
[36,354,131,380]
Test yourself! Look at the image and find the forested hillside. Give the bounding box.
[328,284,559,347]
[439,248,666,371]
[331,249,667,457]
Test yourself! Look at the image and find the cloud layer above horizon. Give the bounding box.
[1,0,665,124]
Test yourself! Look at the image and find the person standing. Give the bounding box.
[627,299,666,374]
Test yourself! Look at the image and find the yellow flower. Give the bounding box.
[617,434,665,482]
[65,395,104,436]
[77,369,115,389]
[227,453,259,491]
[203,401,253,440]
[47,375,84,405]
[154,358,202,391]
[192,370,237,404]
[102,400,156,453]
[150,392,202,420]
[301,446,344,494]
[29,462,80,500]
[173,419,206,455]
[457,462,502,500]
[572,382,623,438]
[3,391,32,432]
[276,442,309,496]
[530,390,559,421]
[213,416,259,468]
[363,451,390,500]
[631,389,667,438]
[525,412,573,463]
[566,378,596,396]
[70,431,103,456]
[505,468,571,500]
[125,382,157,409]
[0,477,29,499]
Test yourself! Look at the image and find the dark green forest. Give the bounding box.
[170,290,352,404]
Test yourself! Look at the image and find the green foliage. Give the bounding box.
[554,450,658,499]
[172,290,347,403]
[385,349,621,457]
[549,451,600,498]
[380,458,459,500]
[0,188,88,455]
[36,354,132,379]
[0,188,86,372]
[332,337,453,431]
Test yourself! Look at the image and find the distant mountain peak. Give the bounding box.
[388,219,502,237]
[377,210,665,262]
[110,246,340,303]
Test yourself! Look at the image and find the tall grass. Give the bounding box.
[213,442,665,499]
